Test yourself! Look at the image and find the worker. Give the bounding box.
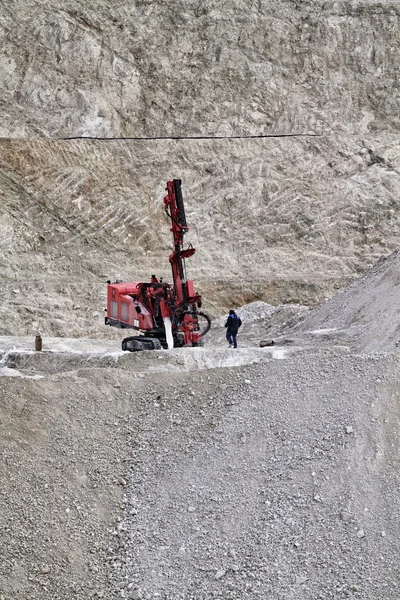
[225,309,242,348]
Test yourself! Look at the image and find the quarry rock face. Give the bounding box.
[0,0,399,336]
[1,1,399,138]
[1,133,400,336]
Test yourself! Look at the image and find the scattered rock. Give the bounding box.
[340,510,352,523]
[259,340,275,347]
[215,569,226,580]
[357,529,365,539]
[1,335,398,600]
[40,565,51,574]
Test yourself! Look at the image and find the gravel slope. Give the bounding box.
[110,353,400,600]
[289,248,400,352]
[1,349,399,599]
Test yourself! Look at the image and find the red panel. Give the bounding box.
[186,280,195,298]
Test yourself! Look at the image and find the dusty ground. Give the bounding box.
[1,347,399,600]
[1,264,400,599]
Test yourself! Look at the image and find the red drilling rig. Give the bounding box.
[105,179,211,351]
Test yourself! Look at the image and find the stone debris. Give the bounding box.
[357,529,366,539]
[340,510,352,523]
[259,340,275,347]
[1,342,399,600]
[215,569,226,580]
[40,566,51,575]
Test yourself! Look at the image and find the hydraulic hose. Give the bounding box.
[197,311,212,338]
[179,310,211,339]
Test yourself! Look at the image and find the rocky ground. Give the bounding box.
[1,256,400,599]
[111,352,400,600]
[1,346,399,600]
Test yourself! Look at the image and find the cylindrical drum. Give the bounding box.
[35,334,42,351]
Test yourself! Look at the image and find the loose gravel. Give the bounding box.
[108,353,400,600]
[3,347,398,599]
[2,275,400,600]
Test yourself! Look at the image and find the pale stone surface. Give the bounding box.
[1,134,400,336]
[1,5,400,599]
[0,1,399,138]
[0,1,400,337]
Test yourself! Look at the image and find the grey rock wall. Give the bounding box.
[1,133,400,335]
[1,1,399,137]
[1,1,400,335]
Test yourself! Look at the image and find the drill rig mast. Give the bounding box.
[105,179,211,351]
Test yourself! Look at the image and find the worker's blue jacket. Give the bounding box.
[225,313,242,334]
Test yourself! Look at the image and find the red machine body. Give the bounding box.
[105,179,210,350]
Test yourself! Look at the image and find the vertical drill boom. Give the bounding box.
[163,179,196,308]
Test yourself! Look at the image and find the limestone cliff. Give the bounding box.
[1,1,399,137]
[0,1,399,336]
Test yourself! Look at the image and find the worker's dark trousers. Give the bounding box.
[226,331,237,348]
